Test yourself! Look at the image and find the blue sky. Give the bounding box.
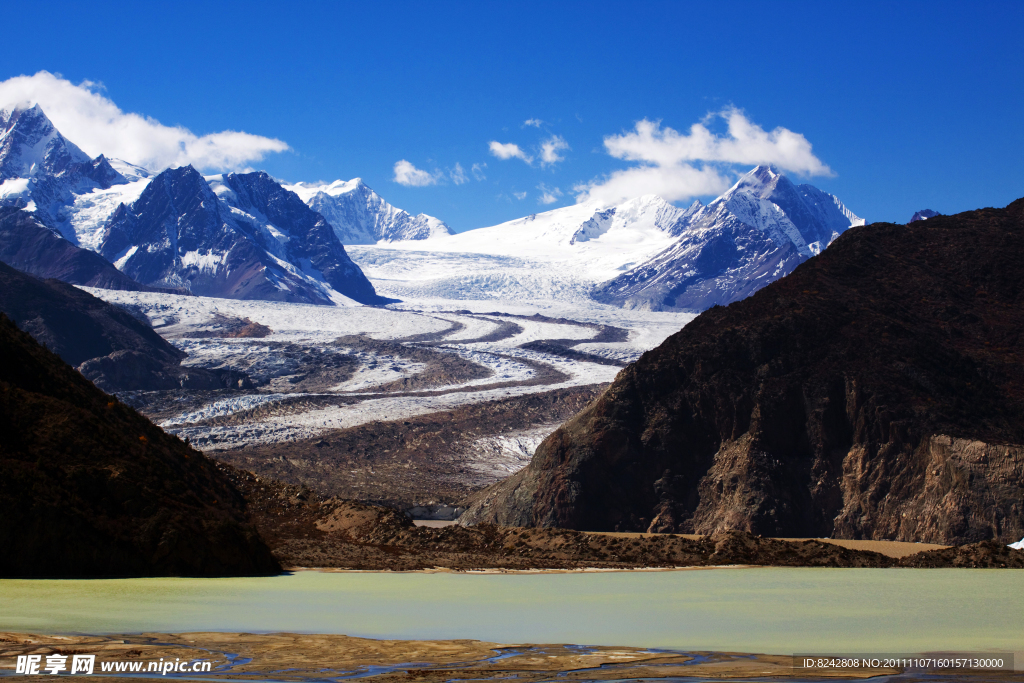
[2,0,1021,231]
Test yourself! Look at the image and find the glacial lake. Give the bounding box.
[2,568,1022,655]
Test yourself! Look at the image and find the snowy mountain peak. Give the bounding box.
[108,158,154,182]
[724,164,787,200]
[592,165,865,312]
[282,177,453,245]
[288,178,365,201]
[98,165,382,305]
[0,104,91,180]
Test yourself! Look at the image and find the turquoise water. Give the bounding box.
[1,568,1021,655]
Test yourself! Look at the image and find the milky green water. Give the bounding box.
[1,568,1021,655]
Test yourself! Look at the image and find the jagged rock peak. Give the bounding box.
[0,104,91,180]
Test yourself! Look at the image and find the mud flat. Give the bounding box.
[0,632,921,682]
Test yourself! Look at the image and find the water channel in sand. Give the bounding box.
[2,569,1021,655]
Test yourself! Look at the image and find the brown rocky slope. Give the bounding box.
[222,464,1024,570]
[460,198,1024,545]
[0,313,279,577]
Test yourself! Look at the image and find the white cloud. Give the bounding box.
[0,71,289,171]
[471,162,487,180]
[537,183,563,205]
[539,135,569,166]
[573,164,732,207]
[489,141,532,164]
[575,108,833,206]
[523,118,543,127]
[450,162,468,185]
[513,191,527,200]
[393,159,439,187]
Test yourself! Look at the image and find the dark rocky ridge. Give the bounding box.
[0,261,249,392]
[0,207,153,291]
[0,313,279,577]
[462,199,1024,545]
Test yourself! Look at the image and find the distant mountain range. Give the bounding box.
[2,102,863,312]
[0,105,445,305]
[353,166,864,311]
[593,165,864,310]
[910,209,940,223]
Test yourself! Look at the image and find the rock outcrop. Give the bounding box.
[461,199,1024,545]
[0,313,280,577]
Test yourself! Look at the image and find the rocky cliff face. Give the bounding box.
[0,313,280,577]
[461,199,1024,545]
[218,172,380,303]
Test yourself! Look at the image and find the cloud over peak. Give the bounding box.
[0,71,288,171]
[575,108,833,206]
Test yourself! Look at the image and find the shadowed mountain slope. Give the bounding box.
[100,167,385,305]
[592,166,864,312]
[461,199,1024,545]
[0,207,153,290]
[0,313,279,577]
[0,261,249,392]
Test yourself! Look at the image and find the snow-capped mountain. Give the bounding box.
[100,166,383,305]
[285,179,453,244]
[0,105,137,239]
[591,165,865,311]
[0,104,386,306]
[0,104,91,180]
[348,171,861,309]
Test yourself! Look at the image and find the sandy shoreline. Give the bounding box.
[286,563,759,574]
[284,534,952,573]
[583,533,951,558]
